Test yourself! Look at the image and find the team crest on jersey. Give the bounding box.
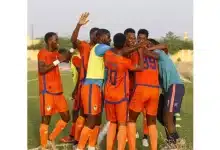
[93,105,97,111]
[46,106,51,112]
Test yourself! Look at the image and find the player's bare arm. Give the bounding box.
[144,50,159,59]
[130,48,145,72]
[147,44,168,51]
[71,12,89,49]
[38,55,66,74]
[119,41,147,56]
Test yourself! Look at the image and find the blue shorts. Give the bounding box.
[164,84,185,113]
[158,84,185,114]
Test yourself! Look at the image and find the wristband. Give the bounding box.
[69,48,75,53]
[53,59,60,66]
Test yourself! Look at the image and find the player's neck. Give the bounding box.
[46,45,53,52]
[89,41,96,47]
[112,48,122,56]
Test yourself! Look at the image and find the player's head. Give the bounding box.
[44,32,59,51]
[89,27,99,44]
[113,33,126,49]
[148,38,168,54]
[58,48,71,63]
[124,28,136,47]
[96,29,111,46]
[148,38,160,46]
[137,29,149,43]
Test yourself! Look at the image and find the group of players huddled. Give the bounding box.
[37,12,185,150]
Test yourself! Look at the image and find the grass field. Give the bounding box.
[28,70,193,150]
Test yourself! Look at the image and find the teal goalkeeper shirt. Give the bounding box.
[154,50,183,92]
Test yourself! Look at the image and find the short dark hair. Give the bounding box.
[138,29,149,38]
[44,32,57,44]
[58,48,68,54]
[113,33,126,49]
[90,27,99,35]
[124,28,135,35]
[148,38,160,45]
[96,29,110,37]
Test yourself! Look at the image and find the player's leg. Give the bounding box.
[142,110,149,147]
[39,93,53,149]
[40,116,51,150]
[116,100,128,150]
[49,95,70,144]
[73,109,86,146]
[127,109,140,150]
[77,84,102,150]
[163,84,185,144]
[60,108,79,143]
[88,85,102,150]
[127,86,143,150]
[145,89,160,150]
[88,114,101,149]
[104,102,116,150]
[60,87,81,143]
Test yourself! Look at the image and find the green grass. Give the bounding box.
[28,71,193,150]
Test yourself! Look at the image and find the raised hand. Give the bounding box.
[78,12,90,25]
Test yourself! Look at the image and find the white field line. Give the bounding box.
[29,143,72,150]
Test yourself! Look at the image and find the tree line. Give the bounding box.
[28,32,193,54]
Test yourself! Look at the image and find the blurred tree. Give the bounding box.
[159,31,193,54]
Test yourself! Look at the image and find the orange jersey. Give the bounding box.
[104,51,135,103]
[71,55,81,72]
[131,51,159,88]
[78,41,92,81]
[38,49,63,94]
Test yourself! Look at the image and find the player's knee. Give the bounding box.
[72,110,79,122]
[128,109,139,122]
[41,116,51,125]
[110,121,117,124]
[85,115,97,129]
[118,122,126,126]
[61,111,70,123]
[146,115,156,126]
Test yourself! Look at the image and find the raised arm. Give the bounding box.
[144,50,160,59]
[119,41,146,56]
[147,44,168,51]
[71,12,89,49]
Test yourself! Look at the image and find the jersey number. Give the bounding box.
[144,57,157,70]
[109,70,117,85]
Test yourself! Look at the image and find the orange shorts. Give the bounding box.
[73,83,82,111]
[105,100,128,123]
[129,86,159,116]
[40,93,68,116]
[81,84,102,115]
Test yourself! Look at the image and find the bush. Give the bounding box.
[159,32,193,54]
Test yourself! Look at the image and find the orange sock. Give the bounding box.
[89,126,100,147]
[117,125,127,150]
[74,116,85,141]
[143,119,148,135]
[127,122,136,150]
[40,124,49,148]
[49,120,67,141]
[70,123,76,137]
[106,123,117,150]
[77,126,93,149]
[148,125,158,150]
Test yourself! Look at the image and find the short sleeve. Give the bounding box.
[38,50,46,62]
[95,44,112,56]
